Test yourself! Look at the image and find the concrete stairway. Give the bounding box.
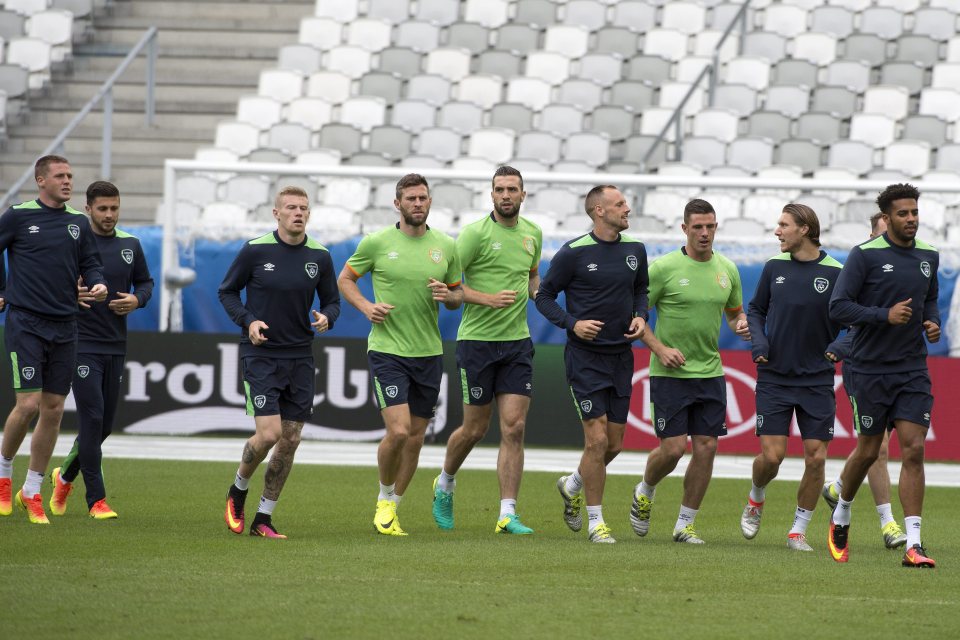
[0,0,313,222]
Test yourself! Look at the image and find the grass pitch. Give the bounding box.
[2,457,958,639]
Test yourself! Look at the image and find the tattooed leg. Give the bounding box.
[238,415,283,479]
[262,419,303,501]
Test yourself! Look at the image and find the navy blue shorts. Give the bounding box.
[456,338,533,405]
[650,376,727,439]
[564,344,633,424]
[369,351,442,419]
[846,369,932,436]
[755,382,835,441]
[241,355,315,422]
[4,307,77,395]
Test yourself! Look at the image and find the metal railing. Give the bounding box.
[0,27,158,210]
[640,1,752,171]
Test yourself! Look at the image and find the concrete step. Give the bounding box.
[114,0,312,22]
[98,15,306,32]
[9,124,214,143]
[55,68,264,88]
[94,27,296,55]
[25,109,225,132]
[1,160,166,186]
[17,135,202,157]
[44,80,249,106]
[68,54,278,80]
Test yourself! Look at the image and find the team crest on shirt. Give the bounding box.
[656,418,665,432]
[429,248,442,263]
[22,367,35,381]
[861,416,873,429]
[385,385,399,399]
[522,236,536,255]
[920,261,931,278]
[580,400,593,414]
[254,395,266,409]
[121,249,134,264]
[716,273,730,289]
[67,224,80,240]
[756,415,764,429]
[626,255,638,271]
[305,262,318,278]
[470,386,483,400]
[77,365,90,379]
[813,277,829,293]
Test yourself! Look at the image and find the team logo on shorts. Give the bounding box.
[121,249,134,264]
[756,415,764,429]
[22,367,35,381]
[470,386,483,400]
[813,277,829,293]
[920,261,931,278]
[523,236,536,255]
[626,255,638,271]
[77,365,90,379]
[254,395,266,409]
[656,417,665,432]
[580,400,593,414]
[385,385,399,399]
[305,262,318,278]
[67,224,80,240]
[429,249,442,263]
[923,412,930,423]
[861,415,873,429]
[716,273,730,289]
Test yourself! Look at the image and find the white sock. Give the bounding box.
[499,499,516,519]
[675,505,698,531]
[637,480,656,500]
[834,496,853,526]
[904,516,922,548]
[789,507,813,535]
[565,470,583,495]
[378,482,396,501]
[22,469,44,498]
[749,482,766,504]
[257,496,276,515]
[394,494,403,506]
[876,503,895,528]
[586,505,604,531]
[834,478,843,492]
[438,469,455,493]
[0,455,12,478]
[234,471,250,491]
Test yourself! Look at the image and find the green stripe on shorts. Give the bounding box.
[374,376,386,409]
[10,352,19,389]
[849,395,860,435]
[569,386,582,420]
[460,368,469,405]
[244,380,254,416]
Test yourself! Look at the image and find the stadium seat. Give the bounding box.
[595,27,640,59]
[5,37,50,89]
[920,88,960,123]
[437,101,483,135]
[236,95,282,130]
[932,63,960,90]
[506,77,552,110]
[704,193,741,223]
[883,140,931,178]
[880,62,927,95]
[563,0,607,31]
[257,69,303,104]
[446,21,490,55]
[278,44,323,75]
[862,86,909,121]
[656,162,703,195]
[406,74,452,106]
[610,80,655,110]
[590,105,635,142]
[317,123,364,157]
[624,135,666,168]
[680,137,727,171]
[948,36,960,63]
[724,56,771,92]
[346,18,392,53]
[794,194,840,228]
[340,96,386,133]
[712,84,757,117]
[224,176,272,208]
[525,51,571,85]
[298,17,342,50]
[377,47,422,77]
[791,33,837,66]
[491,102,535,133]
[613,1,657,32]
[913,8,955,42]
[536,104,583,137]
[530,187,580,215]
[515,0,557,27]
[176,175,219,207]
[824,60,870,93]
[811,86,857,119]
[692,31,739,64]
[728,137,774,173]
[762,4,807,38]
[772,59,818,87]
[307,208,361,238]
[812,168,858,203]
[368,125,413,161]
[639,106,677,140]
[557,78,604,111]
[659,82,703,114]
[643,191,689,223]
[810,6,854,39]
[455,74,503,110]
[265,123,312,156]
[394,21,440,52]
[323,177,371,212]
[296,149,342,166]
[214,121,261,157]
[643,29,689,62]
[326,45,372,79]
[895,35,941,68]
[775,139,823,175]
[202,202,248,226]
[425,48,471,82]
[402,155,445,169]
[415,0,459,26]
[477,50,522,78]
[796,113,842,145]
[367,0,410,24]
[415,127,463,163]
[756,165,803,200]
[859,6,904,40]
[391,100,436,133]
[745,111,791,144]
[903,115,949,147]
[827,140,876,176]
[516,131,563,165]
[575,53,623,88]
[692,109,739,144]
[467,128,515,164]
[25,9,71,62]
[708,2,755,30]
[4,0,48,16]
[763,85,809,119]
[842,33,887,68]
[495,24,539,55]
[358,72,403,104]
[937,144,960,171]
[675,56,710,84]
[661,1,707,35]
[741,32,787,64]
[544,24,589,58]
[742,194,785,227]
[464,0,509,28]
[565,132,610,167]
[626,54,672,85]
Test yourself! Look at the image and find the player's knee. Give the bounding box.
[874,445,889,465]
[14,395,41,417]
[584,433,609,456]
[899,438,925,466]
[501,418,525,444]
[762,449,784,468]
[606,439,622,458]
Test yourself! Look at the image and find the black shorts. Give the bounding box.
[650,376,727,439]
[369,351,442,419]
[241,355,315,422]
[456,338,533,405]
[755,381,835,441]
[4,307,77,395]
[846,369,932,436]
[564,344,633,424]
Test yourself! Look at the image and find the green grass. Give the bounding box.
[3,457,958,639]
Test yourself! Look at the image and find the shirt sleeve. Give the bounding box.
[829,248,889,326]
[633,246,649,321]
[924,254,941,327]
[346,235,375,277]
[131,239,155,308]
[455,226,480,273]
[531,226,543,273]
[747,262,772,361]
[725,262,743,313]
[534,245,576,330]
[218,243,256,329]
[315,250,341,330]
[647,258,663,308]
[0,207,16,253]
[826,327,855,360]
[444,236,461,288]
[78,218,106,288]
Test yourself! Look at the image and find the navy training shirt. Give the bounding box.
[829,233,939,374]
[748,250,844,386]
[535,231,649,354]
[218,230,341,358]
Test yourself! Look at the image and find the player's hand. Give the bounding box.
[0,297,4,312]
[573,319,604,341]
[735,318,751,341]
[656,346,685,368]
[754,355,769,364]
[824,352,839,363]
[923,320,941,343]
[77,277,95,309]
[488,289,517,309]
[311,310,329,334]
[427,278,452,302]
[888,298,913,325]
[89,283,108,302]
[624,317,646,340]
[248,320,269,345]
[108,292,139,316]
[366,302,394,324]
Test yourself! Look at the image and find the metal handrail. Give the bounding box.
[640,1,752,171]
[0,27,158,210]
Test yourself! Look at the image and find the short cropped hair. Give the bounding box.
[274,185,310,209]
[869,212,884,235]
[35,155,70,179]
[584,184,616,219]
[86,181,120,205]
[395,173,429,200]
[782,203,821,247]
[876,183,920,215]
[492,165,523,191]
[683,198,715,223]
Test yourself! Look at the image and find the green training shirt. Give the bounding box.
[346,225,461,357]
[647,248,743,379]
[456,213,542,341]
